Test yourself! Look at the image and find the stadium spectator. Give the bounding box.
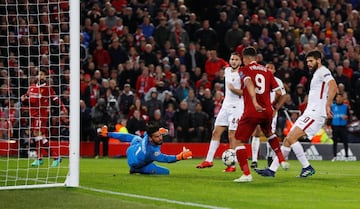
[91,97,111,158]
[204,50,228,82]
[174,100,193,142]
[331,94,350,161]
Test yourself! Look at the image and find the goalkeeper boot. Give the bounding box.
[31,159,43,167]
[298,165,315,178]
[223,166,236,172]
[254,168,275,177]
[196,161,213,168]
[233,174,253,183]
[250,161,258,169]
[51,158,62,167]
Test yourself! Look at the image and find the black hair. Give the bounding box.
[242,47,257,57]
[146,122,160,136]
[306,50,322,60]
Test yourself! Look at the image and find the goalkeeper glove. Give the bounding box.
[176,146,192,160]
[99,125,108,137]
[159,127,168,135]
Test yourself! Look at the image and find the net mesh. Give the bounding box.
[0,0,71,188]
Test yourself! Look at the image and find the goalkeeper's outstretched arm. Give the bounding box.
[100,125,139,142]
[107,132,139,142]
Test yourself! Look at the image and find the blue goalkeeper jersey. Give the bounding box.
[107,132,177,168]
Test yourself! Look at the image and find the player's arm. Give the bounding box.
[272,89,288,111]
[244,77,265,112]
[326,80,338,118]
[228,83,243,96]
[50,87,67,113]
[154,146,192,163]
[99,125,138,142]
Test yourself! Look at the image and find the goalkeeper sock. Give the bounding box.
[205,140,219,162]
[251,136,260,162]
[235,146,250,175]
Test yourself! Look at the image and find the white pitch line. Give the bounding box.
[80,186,231,209]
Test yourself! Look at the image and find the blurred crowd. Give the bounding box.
[0,1,360,153]
[79,0,360,146]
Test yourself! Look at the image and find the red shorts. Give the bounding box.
[235,116,273,143]
[31,117,48,136]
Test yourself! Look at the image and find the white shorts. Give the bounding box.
[291,113,326,139]
[214,105,243,131]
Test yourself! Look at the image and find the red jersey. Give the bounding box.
[25,83,64,118]
[240,62,279,118]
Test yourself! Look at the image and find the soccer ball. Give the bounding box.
[222,149,236,166]
[28,151,37,158]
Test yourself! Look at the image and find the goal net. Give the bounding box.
[0,0,79,189]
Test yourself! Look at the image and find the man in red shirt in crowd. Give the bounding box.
[204,50,228,82]
[21,68,67,167]
[233,47,289,182]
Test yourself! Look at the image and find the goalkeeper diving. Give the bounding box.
[99,123,192,174]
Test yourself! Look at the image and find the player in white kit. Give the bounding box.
[196,52,244,172]
[255,50,338,177]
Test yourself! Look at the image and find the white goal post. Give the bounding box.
[0,0,79,190]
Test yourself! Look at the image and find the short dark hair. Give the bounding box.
[306,50,322,60]
[146,123,160,136]
[230,52,241,57]
[242,47,257,57]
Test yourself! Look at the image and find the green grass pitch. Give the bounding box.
[1,158,360,209]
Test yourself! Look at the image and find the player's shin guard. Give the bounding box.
[235,146,250,175]
[267,135,285,163]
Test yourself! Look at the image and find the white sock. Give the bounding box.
[269,146,291,172]
[251,136,260,162]
[205,140,220,162]
[266,142,273,158]
[291,141,310,168]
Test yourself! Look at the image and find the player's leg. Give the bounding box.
[267,112,279,166]
[131,163,170,175]
[260,119,288,169]
[339,126,349,159]
[250,126,261,168]
[196,108,227,168]
[224,129,237,172]
[233,117,257,182]
[331,126,339,161]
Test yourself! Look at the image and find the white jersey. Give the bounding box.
[222,67,243,108]
[214,67,244,130]
[303,66,335,117]
[270,77,286,103]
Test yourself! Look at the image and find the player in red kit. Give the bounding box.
[21,68,67,167]
[233,47,289,182]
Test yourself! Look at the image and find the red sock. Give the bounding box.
[43,141,58,159]
[236,148,250,175]
[268,136,285,163]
